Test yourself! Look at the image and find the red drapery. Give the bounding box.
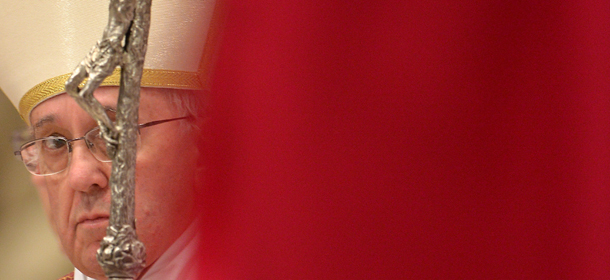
[200,1,610,279]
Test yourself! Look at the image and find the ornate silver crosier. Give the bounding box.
[65,0,151,279]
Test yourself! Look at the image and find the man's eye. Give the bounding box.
[42,138,67,150]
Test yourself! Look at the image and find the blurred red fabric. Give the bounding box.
[199,1,610,279]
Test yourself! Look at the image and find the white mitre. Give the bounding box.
[0,0,219,124]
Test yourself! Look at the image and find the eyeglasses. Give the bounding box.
[14,116,191,176]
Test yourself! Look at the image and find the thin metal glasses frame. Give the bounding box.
[14,116,191,176]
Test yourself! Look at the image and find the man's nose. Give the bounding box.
[67,140,109,193]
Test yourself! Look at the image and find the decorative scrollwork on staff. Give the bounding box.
[65,0,152,279]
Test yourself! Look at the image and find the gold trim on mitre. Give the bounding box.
[19,68,204,124]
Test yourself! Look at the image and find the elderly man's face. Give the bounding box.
[29,87,200,279]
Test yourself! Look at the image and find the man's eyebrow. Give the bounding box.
[33,115,55,129]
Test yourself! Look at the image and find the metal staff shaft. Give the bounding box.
[65,0,152,279]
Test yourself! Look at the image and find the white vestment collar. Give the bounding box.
[74,220,201,280]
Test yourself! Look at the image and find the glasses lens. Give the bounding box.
[20,137,69,175]
[85,127,112,162]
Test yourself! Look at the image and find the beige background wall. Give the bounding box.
[0,92,73,279]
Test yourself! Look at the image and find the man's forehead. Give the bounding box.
[33,106,116,124]
[30,89,119,122]
[29,87,176,129]
[31,103,117,132]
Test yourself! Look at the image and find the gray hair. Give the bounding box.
[145,87,208,134]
